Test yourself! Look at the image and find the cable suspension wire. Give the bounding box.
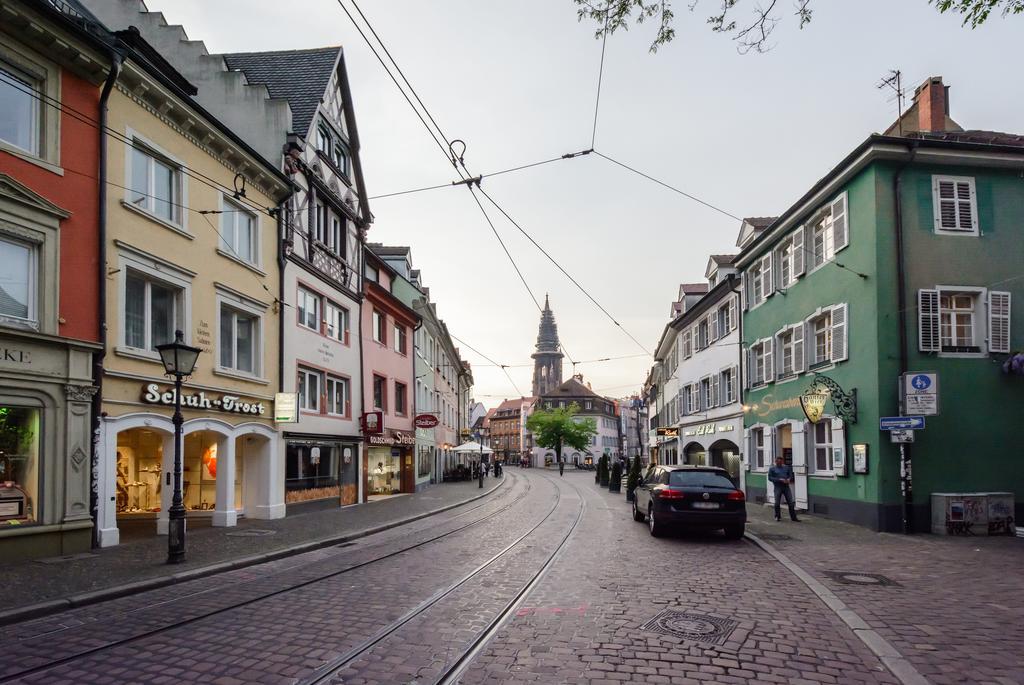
[593,151,742,221]
[0,73,281,220]
[449,333,525,398]
[333,1,645,362]
[332,0,465,178]
[591,3,611,148]
[368,150,592,201]
[474,185,652,357]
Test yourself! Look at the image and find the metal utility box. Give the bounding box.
[931,492,1015,536]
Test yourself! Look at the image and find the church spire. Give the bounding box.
[532,295,564,397]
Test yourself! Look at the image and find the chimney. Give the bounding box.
[915,76,950,133]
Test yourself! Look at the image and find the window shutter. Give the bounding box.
[744,348,751,389]
[710,312,719,342]
[918,289,940,352]
[683,329,692,358]
[989,291,1012,353]
[729,298,737,331]
[731,366,739,403]
[831,192,848,251]
[957,179,977,232]
[764,338,774,382]
[711,374,720,408]
[792,228,805,277]
[831,304,848,362]
[762,254,774,296]
[742,272,750,311]
[793,323,805,373]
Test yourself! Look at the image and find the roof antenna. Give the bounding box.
[877,70,904,136]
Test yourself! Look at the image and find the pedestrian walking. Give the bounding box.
[558,459,564,477]
[768,456,800,522]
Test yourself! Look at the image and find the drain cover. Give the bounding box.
[226,528,277,537]
[825,571,899,586]
[641,609,738,645]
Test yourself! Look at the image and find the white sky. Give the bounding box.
[144,0,1022,407]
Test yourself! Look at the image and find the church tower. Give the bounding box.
[532,295,564,397]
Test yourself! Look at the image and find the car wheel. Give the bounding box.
[724,524,745,540]
[648,504,663,537]
[632,499,645,522]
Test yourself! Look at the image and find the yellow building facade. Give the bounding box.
[94,46,291,547]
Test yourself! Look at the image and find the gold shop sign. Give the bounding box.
[367,429,417,447]
[800,388,830,424]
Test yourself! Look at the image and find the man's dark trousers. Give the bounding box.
[774,483,797,521]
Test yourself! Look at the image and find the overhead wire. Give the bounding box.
[591,2,611,148]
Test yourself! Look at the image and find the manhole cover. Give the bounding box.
[226,529,277,537]
[825,571,899,586]
[758,533,794,541]
[641,609,738,645]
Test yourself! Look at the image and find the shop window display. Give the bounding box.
[115,428,164,515]
[286,442,339,503]
[369,446,401,495]
[0,407,40,524]
[183,431,243,511]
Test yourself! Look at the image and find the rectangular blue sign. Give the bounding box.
[879,416,925,431]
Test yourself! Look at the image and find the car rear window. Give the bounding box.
[668,471,736,489]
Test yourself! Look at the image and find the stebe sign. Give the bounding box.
[414,414,439,428]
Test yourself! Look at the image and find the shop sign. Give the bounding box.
[274,393,299,423]
[800,389,829,424]
[362,411,383,434]
[0,347,31,364]
[655,427,678,438]
[141,384,267,415]
[367,429,417,447]
[682,423,735,437]
[414,413,439,428]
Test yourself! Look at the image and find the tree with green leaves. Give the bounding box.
[574,0,1022,53]
[526,403,598,468]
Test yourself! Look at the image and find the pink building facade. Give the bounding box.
[361,251,419,497]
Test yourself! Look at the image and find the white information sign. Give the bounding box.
[890,430,915,444]
[274,392,300,423]
[903,372,939,416]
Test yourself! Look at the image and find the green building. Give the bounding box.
[738,78,1022,532]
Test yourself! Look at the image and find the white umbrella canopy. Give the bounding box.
[453,441,493,454]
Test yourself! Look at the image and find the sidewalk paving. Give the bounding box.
[746,502,1024,685]
[0,477,504,622]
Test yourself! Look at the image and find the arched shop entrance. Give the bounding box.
[97,413,282,547]
[684,442,707,466]
[709,439,741,481]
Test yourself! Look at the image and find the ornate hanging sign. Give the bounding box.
[801,374,857,424]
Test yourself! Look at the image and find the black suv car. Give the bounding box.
[631,465,746,539]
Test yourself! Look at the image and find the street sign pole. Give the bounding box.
[900,443,912,534]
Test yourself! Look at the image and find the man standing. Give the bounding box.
[768,455,800,522]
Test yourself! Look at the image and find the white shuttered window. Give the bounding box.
[932,176,978,235]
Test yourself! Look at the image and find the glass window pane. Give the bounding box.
[149,281,175,349]
[236,314,254,373]
[0,67,38,154]
[238,214,253,262]
[0,407,41,522]
[0,238,31,320]
[152,159,175,221]
[220,309,233,368]
[125,274,146,348]
[130,147,150,208]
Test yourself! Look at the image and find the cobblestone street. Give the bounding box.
[1,469,1021,684]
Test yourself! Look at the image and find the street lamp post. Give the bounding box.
[155,330,201,565]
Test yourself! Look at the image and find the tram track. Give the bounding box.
[300,471,587,685]
[0,472,533,684]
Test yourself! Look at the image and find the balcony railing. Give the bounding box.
[310,240,350,288]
